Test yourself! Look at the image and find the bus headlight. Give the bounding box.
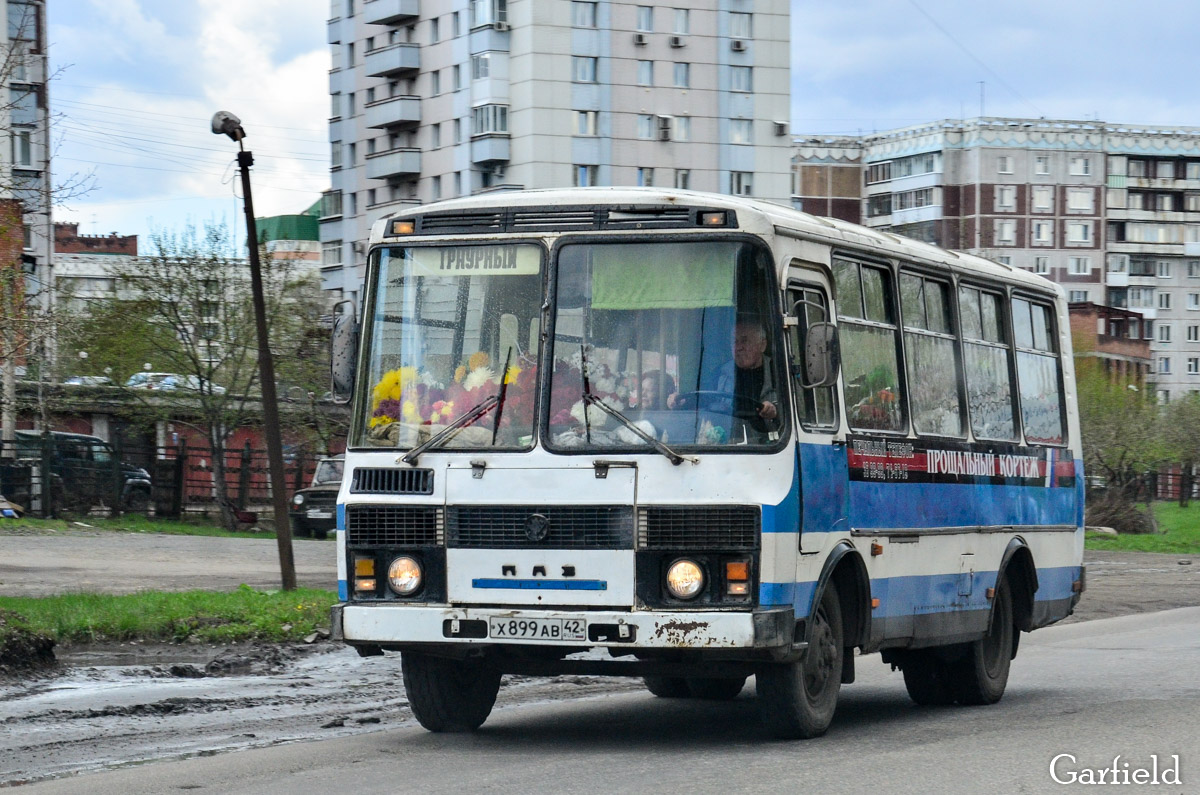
[387,556,423,596]
[665,559,704,600]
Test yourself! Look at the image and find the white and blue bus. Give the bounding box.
[330,187,1084,739]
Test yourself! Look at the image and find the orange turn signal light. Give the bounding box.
[700,211,727,226]
[725,561,749,581]
[355,558,375,576]
[389,219,415,235]
[871,597,881,609]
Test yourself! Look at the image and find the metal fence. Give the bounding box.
[0,434,325,522]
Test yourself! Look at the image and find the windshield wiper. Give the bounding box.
[581,393,695,466]
[401,395,500,465]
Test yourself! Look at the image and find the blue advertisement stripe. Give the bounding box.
[759,565,1080,617]
[472,579,608,591]
[761,460,801,534]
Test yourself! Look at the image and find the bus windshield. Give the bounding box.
[354,243,544,449]
[547,239,785,451]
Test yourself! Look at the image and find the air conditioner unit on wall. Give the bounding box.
[731,39,746,52]
[657,115,672,141]
[493,21,509,31]
[669,35,685,48]
[633,32,647,45]
[773,121,788,136]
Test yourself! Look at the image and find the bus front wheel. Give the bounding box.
[643,676,690,698]
[950,576,1014,705]
[756,583,843,739]
[401,651,502,732]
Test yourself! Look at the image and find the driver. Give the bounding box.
[668,319,778,430]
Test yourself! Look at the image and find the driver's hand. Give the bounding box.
[759,400,777,420]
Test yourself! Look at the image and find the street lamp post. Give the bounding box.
[211,111,297,591]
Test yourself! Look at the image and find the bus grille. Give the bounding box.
[350,467,434,495]
[638,506,760,550]
[447,505,634,549]
[345,505,443,546]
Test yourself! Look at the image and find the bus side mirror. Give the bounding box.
[801,322,840,389]
[330,300,358,405]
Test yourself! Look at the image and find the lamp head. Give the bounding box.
[211,111,245,142]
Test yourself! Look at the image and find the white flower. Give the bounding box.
[463,366,496,391]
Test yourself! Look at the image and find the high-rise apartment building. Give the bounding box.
[794,118,1200,400]
[2,0,50,298]
[322,0,791,303]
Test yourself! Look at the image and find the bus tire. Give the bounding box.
[756,582,843,739]
[687,676,747,700]
[643,676,690,698]
[951,576,1014,706]
[401,651,502,732]
[901,652,957,706]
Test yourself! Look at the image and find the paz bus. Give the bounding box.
[329,187,1084,739]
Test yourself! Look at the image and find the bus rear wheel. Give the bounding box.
[950,577,1014,705]
[901,652,957,706]
[401,651,502,732]
[756,583,843,739]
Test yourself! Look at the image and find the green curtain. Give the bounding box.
[591,243,735,310]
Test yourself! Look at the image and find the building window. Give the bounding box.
[1189,325,1199,342]
[575,110,598,136]
[1190,261,1200,278]
[675,169,690,189]
[673,116,690,142]
[1067,188,1094,212]
[431,175,442,200]
[331,140,343,169]
[729,171,753,196]
[1159,260,1172,278]
[431,69,441,95]
[995,220,1016,245]
[320,190,343,218]
[1034,256,1050,274]
[430,17,439,42]
[637,114,654,139]
[996,256,1011,266]
[471,104,509,135]
[573,56,598,83]
[454,171,463,196]
[470,0,507,27]
[636,5,653,32]
[11,130,32,167]
[1033,220,1053,245]
[997,155,1013,174]
[730,11,752,38]
[572,1,597,28]
[1190,293,1200,310]
[1068,256,1091,275]
[995,185,1016,210]
[453,10,462,36]
[637,59,653,86]
[673,8,689,33]
[471,53,490,79]
[731,65,752,92]
[866,162,892,184]
[322,241,342,267]
[1068,290,1088,303]
[673,62,690,88]
[1070,156,1092,176]
[1035,155,1050,175]
[1159,357,1171,375]
[637,167,654,187]
[574,164,598,187]
[330,92,342,118]
[1032,186,1053,212]
[1190,358,1200,375]
[1159,291,1172,310]
[430,123,441,149]
[452,64,463,90]
[1159,324,1172,343]
[730,118,752,144]
[1128,288,1154,309]
[1157,161,1176,179]
[1067,222,1092,243]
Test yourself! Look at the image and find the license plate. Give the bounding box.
[489,617,586,642]
[306,509,333,519]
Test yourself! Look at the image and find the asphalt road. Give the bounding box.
[17,607,1200,795]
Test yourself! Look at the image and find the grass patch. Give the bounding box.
[0,586,338,645]
[1086,502,1200,554]
[2,514,278,539]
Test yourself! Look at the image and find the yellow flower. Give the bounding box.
[504,365,522,384]
[468,351,490,371]
[402,400,419,422]
[454,365,467,383]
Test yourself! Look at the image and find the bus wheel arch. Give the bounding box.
[812,542,871,652]
[999,539,1038,641]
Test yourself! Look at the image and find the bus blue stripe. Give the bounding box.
[472,579,608,591]
[759,566,1080,616]
[338,579,348,600]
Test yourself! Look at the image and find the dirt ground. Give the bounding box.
[0,530,1197,786]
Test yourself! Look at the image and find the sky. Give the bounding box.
[47,0,1200,246]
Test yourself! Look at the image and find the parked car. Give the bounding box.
[63,375,114,386]
[125,372,227,394]
[12,430,153,514]
[288,456,343,540]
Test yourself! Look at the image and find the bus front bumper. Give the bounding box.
[333,603,795,652]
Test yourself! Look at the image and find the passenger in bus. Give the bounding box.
[636,370,676,411]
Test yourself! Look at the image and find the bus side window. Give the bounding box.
[900,272,965,437]
[788,285,837,430]
[834,259,905,433]
[959,285,1017,441]
[1012,298,1066,445]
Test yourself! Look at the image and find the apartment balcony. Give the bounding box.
[471,134,510,164]
[365,43,420,77]
[364,0,419,25]
[365,95,420,129]
[366,148,421,180]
